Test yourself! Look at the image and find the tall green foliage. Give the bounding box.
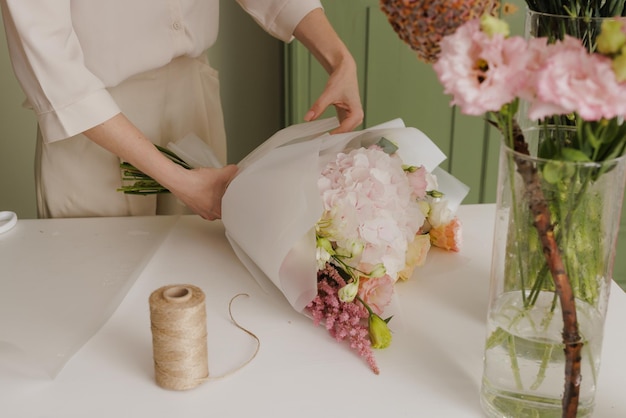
[525,0,626,16]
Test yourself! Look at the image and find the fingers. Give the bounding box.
[330,105,364,133]
[304,67,364,133]
[173,164,238,221]
[304,98,363,133]
[209,165,238,220]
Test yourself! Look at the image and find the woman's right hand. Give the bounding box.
[84,113,238,220]
[169,164,239,220]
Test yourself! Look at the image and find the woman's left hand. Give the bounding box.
[294,8,364,134]
[303,55,363,133]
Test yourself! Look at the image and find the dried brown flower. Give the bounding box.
[379,0,501,63]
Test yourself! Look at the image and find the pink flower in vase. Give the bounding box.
[529,36,626,121]
[433,18,531,115]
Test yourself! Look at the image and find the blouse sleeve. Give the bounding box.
[236,0,323,42]
[0,0,120,143]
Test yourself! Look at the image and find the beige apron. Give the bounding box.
[35,55,227,218]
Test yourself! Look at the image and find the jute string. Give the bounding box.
[149,284,260,391]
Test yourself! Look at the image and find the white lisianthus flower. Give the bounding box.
[427,198,454,228]
[338,281,359,302]
[315,239,333,270]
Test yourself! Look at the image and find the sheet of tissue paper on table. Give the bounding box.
[0,216,176,377]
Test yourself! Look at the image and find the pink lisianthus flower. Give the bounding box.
[429,217,462,252]
[529,36,626,121]
[433,18,532,115]
[357,275,394,316]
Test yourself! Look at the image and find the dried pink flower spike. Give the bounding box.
[380,0,501,63]
[307,264,381,374]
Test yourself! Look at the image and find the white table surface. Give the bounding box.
[1,204,625,417]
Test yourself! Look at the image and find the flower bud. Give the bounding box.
[480,15,510,38]
[368,263,387,278]
[613,47,626,82]
[369,314,392,349]
[598,19,626,55]
[316,236,334,255]
[338,281,359,302]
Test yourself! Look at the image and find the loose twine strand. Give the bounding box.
[149,285,260,390]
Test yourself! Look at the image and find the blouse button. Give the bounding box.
[172,22,182,30]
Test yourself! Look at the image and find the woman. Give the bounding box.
[0,1,363,219]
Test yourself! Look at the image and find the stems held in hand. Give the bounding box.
[117,145,191,194]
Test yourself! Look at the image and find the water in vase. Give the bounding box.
[480,291,604,418]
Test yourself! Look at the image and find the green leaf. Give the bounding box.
[543,159,575,184]
[583,122,603,150]
[560,147,592,162]
[538,137,558,159]
[376,137,399,155]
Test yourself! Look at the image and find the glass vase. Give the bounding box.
[479,127,626,417]
[525,8,608,51]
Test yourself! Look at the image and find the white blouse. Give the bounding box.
[0,0,322,143]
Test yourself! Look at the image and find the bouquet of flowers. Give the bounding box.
[307,136,462,374]
[220,118,468,374]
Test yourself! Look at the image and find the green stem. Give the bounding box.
[530,343,555,390]
[507,334,524,391]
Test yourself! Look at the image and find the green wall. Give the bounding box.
[0,18,37,218]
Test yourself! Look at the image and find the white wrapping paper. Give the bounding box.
[221,118,469,312]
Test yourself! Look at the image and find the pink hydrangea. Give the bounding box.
[317,146,425,280]
[433,19,533,115]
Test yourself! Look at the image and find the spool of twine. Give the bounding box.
[149,284,260,391]
[149,284,209,390]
